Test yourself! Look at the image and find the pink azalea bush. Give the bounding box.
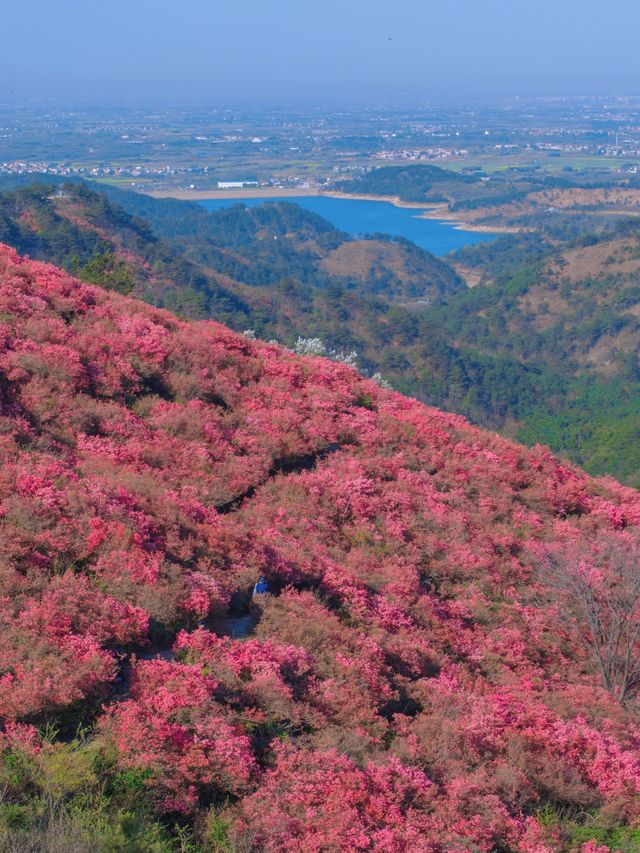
[0,243,638,848]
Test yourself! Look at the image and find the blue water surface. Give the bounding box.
[198,195,498,257]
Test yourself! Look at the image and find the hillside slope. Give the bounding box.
[427,221,640,485]
[0,243,640,850]
[6,181,640,489]
[0,181,254,322]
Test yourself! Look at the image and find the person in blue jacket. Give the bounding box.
[252,575,269,601]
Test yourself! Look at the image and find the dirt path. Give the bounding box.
[111,607,261,700]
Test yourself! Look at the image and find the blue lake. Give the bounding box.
[198,195,498,257]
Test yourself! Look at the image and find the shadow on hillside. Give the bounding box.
[215,442,342,514]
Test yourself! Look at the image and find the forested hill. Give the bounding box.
[337,163,477,202]
[1,242,640,850]
[425,220,640,486]
[339,164,640,232]
[96,181,463,298]
[2,181,532,428]
[3,183,528,436]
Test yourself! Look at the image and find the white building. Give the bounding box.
[217,181,259,189]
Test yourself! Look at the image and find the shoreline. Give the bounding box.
[146,187,319,200]
[325,194,520,234]
[321,190,432,209]
[143,186,515,234]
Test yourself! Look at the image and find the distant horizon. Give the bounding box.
[3,0,639,102]
[4,93,640,111]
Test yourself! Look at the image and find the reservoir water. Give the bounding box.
[199,195,498,257]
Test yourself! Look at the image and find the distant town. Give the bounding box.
[2,96,640,194]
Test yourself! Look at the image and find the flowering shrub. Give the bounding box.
[234,747,439,852]
[104,659,256,812]
[0,243,639,847]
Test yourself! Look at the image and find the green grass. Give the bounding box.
[93,177,142,186]
[437,153,640,174]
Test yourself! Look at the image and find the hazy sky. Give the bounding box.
[4,0,640,102]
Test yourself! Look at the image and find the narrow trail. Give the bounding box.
[111,600,262,701]
[221,612,260,638]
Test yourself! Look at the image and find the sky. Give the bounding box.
[4,0,640,103]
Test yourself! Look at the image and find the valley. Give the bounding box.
[197,194,500,254]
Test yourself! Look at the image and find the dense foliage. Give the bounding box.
[1,244,640,850]
[425,237,640,485]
